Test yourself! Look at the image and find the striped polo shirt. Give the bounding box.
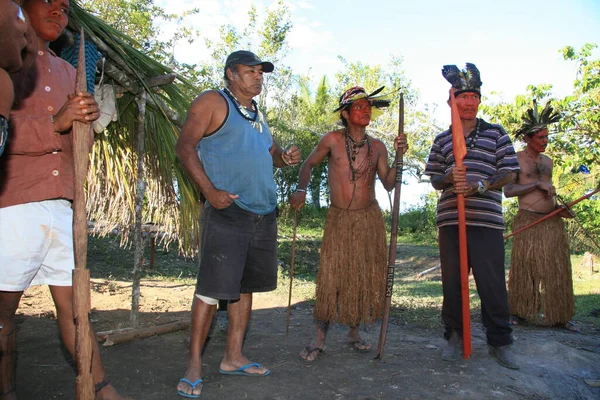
[424,119,520,230]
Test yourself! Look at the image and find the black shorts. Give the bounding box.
[195,202,278,300]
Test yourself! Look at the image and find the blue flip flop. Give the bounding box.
[177,378,203,398]
[219,362,270,377]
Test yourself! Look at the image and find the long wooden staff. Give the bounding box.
[449,89,471,359]
[72,30,94,399]
[375,93,404,361]
[504,187,600,240]
[285,209,298,337]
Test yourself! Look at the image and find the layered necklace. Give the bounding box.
[344,129,373,183]
[222,87,265,132]
[465,118,481,149]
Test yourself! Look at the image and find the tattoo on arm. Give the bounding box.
[486,170,514,190]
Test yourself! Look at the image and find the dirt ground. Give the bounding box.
[13,276,600,400]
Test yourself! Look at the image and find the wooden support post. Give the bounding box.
[130,92,147,328]
[71,30,94,400]
[149,235,156,270]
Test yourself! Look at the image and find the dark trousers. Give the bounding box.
[439,225,512,347]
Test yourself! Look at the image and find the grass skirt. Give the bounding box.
[508,209,574,325]
[314,202,387,326]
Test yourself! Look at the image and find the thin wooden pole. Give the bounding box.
[130,91,147,328]
[375,93,405,361]
[72,29,94,400]
[504,188,600,240]
[285,210,298,338]
[449,89,472,359]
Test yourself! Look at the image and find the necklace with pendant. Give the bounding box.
[223,87,265,132]
[344,129,372,183]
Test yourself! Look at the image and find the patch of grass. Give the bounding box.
[87,218,600,330]
[87,235,198,282]
[571,254,600,325]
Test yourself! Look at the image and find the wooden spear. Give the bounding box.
[71,29,95,399]
[285,210,298,338]
[449,88,472,359]
[375,93,405,361]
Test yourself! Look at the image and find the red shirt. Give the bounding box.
[0,48,76,208]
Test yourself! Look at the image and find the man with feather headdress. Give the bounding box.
[504,101,576,329]
[424,63,520,369]
[290,86,407,362]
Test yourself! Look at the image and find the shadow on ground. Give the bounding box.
[15,298,600,400]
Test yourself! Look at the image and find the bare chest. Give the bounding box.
[521,156,552,180]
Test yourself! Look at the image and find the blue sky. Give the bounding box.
[164,0,599,108]
[159,0,600,208]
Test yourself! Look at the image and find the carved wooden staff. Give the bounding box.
[285,210,298,337]
[375,93,404,361]
[449,89,472,359]
[71,30,94,399]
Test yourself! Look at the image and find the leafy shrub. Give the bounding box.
[397,192,438,243]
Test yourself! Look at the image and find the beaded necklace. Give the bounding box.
[465,118,481,149]
[222,87,265,132]
[344,129,373,183]
[346,133,369,160]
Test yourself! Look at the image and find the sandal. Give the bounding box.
[347,339,372,352]
[300,346,323,362]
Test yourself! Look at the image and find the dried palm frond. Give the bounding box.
[68,2,201,255]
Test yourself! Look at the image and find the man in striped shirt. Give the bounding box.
[424,63,520,369]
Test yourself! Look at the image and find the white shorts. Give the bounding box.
[0,199,74,291]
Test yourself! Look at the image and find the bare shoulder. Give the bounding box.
[321,128,344,145]
[325,128,345,139]
[540,153,553,165]
[369,136,386,148]
[181,90,227,139]
[516,150,527,162]
[369,136,388,154]
[190,90,226,111]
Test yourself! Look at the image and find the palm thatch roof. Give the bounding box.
[62,2,200,255]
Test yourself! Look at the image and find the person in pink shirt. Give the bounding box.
[0,1,131,399]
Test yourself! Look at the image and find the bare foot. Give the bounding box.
[176,366,203,398]
[219,356,269,376]
[95,382,134,400]
[300,345,324,362]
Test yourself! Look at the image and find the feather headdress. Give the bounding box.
[331,86,395,123]
[441,63,482,96]
[514,100,561,140]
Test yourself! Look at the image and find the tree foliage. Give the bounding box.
[79,0,598,255]
[481,43,600,254]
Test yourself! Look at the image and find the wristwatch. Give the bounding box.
[477,181,487,194]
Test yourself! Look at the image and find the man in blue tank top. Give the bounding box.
[175,50,301,398]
